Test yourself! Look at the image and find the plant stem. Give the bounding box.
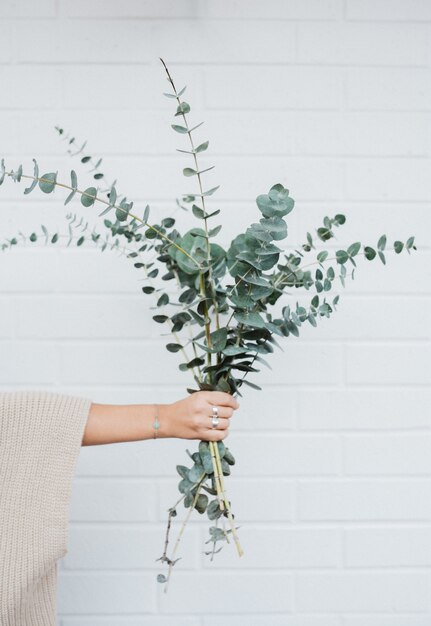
[166,319,201,382]
[164,473,206,593]
[160,58,220,335]
[212,441,243,557]
[209,440,225,510]
[273,249,373,290]
[158,493,186,567]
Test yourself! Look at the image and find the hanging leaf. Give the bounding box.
[175,102,190,116]
[192,204,205,219]
[194,493,208,514]
[24,159,39,195]
[183,168,197,177]
[171,124,188,134]
[0,159,5,186]
[64,169,78,205]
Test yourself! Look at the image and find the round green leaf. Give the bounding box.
[194,493,208,514]
[207,499,222,520]
[81,187,97,207]
[336,250,349,264]
[256,183,295,218]
[39,172,57,194]
[364,246,376,260]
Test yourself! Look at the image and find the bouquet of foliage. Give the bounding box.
[0,59,417,590]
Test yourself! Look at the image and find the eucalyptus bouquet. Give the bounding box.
[0,59,417,589]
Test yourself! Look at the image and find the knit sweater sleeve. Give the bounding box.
[0,390,93,626]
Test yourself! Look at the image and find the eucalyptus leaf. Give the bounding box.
[171,124,188,134]
[207,499,222,520]
[188,463,204,484]
[24,159,39,195]
[81,187,97,207]
[195,141,209,153]
[39,172,57,194]
[194,493,208,514]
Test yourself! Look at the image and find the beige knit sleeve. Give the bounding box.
[0,390,93,626]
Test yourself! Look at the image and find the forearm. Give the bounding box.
[81,391,239,446]
[81,402,169,446]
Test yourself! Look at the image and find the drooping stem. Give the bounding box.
[163,472,206,593]
[157,493,186,567]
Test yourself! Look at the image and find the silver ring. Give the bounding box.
[211,405,219,429]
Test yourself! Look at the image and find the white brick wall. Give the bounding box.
[0,1,430,624]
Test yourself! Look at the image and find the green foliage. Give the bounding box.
[1,58,419,586]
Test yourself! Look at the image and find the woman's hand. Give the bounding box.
[159,390,240,441]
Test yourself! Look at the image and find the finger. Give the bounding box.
[206,417,230,430]
[205,391,239,409]
[206,428,229,441]
[205,406,233,419]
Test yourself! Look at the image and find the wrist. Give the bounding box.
[154,403,173,439]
